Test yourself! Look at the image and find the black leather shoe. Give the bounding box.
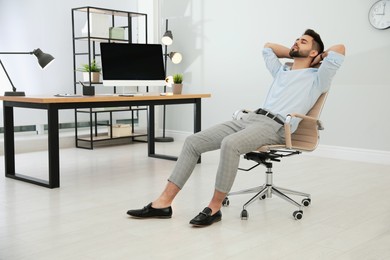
[189,207,222,226]
[127,203,172,219]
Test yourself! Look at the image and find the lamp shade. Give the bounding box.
[161,30,173,45]
[32,48,55,68]
[169,52,182,64]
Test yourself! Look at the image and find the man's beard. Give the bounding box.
[289,48,310,58]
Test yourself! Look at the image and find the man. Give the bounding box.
[127,29,345,226]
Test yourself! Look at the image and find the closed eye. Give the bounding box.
[296,38,308,44]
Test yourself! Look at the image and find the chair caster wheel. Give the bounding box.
[241,209,248,220]
[259,194,266,200]
[222,197,230,207]
[302,198,311,207]
[293,210,303,220]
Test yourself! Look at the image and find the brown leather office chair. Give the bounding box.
[223,92,328,220]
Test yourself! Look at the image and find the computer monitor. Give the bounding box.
[100,43,166,87]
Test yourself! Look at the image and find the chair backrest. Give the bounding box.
[290,92,328,151]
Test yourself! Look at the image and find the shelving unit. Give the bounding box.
[71,6,149,149]
[75,106,147,148]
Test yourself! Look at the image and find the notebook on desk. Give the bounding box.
[118,93,143,97]
[54,94,83,97]
[95,93,144,97]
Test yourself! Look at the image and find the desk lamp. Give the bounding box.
[0,48,55,96]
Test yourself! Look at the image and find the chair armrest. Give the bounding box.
[284,113,324,149]
[287,113,317,121]
[289,113,324,129]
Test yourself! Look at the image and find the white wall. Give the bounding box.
[1,0,389,154]
[159,0,390,152]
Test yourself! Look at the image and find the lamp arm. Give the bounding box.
[0,59,17,92]
[0,52,33,55]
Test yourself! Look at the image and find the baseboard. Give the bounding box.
[309,145,390,165]
[164,130,390,166]
[3,128,389,166]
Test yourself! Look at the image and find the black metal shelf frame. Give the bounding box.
[71,6,149,149]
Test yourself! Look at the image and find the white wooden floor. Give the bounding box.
[1,140,390,260]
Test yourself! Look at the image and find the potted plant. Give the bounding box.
[78,59,101,83]
[172,74,183,94]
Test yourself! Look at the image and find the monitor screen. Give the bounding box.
[100,43,166,87]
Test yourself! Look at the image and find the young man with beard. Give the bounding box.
[127,29,345,226]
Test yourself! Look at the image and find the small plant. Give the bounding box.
[173,74,183,84]
[78,59,101,72]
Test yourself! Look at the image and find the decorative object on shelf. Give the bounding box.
[155,19,183,143]
[368,0,390,30]
[109,27,126,40]
[78,59,101,83]
[172,74,183,94]
[82,12,110,38]
[0,48,54,96]
[108,124,132,138]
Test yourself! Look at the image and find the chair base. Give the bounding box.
[224,151,311,220]
[225,184,311,220]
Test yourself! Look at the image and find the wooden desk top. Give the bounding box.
[0,93,211,104]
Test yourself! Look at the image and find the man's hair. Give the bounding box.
[303,29,324,54]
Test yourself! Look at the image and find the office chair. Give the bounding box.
[223,92,328,220]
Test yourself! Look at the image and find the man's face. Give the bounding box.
[289,35,315,58]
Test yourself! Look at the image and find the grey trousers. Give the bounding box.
[168,112,285,194]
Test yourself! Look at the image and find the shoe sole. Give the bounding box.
[127,215,172,219]
[190,217,222,227]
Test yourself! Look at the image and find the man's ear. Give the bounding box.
[309,50,319,58]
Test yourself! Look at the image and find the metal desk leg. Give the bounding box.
[47,105,60,188]
[148,99,202,162]
[3,104,59,188]
[148,104,155,156]
[194,98,201,133]
[3,104,15,177]
[194,98,202,163]
[148,104,178,161]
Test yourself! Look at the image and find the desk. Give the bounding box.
[0,93,211,188]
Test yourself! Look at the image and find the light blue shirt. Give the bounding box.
[262,48,344,132]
